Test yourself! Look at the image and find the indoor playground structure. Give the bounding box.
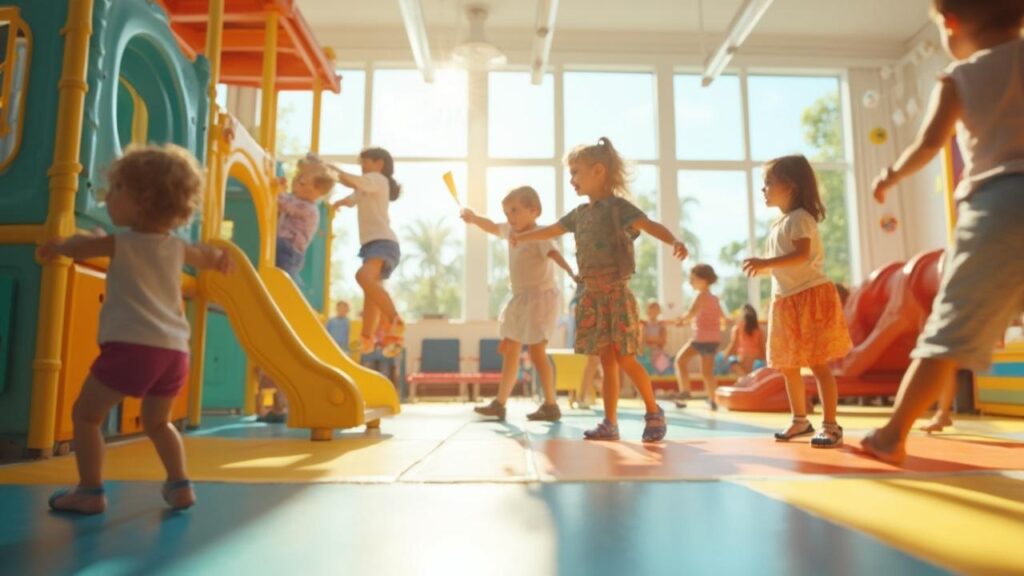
[0,0,398,458]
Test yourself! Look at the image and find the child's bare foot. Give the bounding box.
[859,428,906,465]
[49,486,107,515]
[919,414,953,433]
[162,480,196,511]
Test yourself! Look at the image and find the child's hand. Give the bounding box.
[459,207,476,222]
[275,176,288,193]
[742,257,767,277]
[671,240,688,261]
[571,273,581,284]
[37,238,66,261]
[872,167,896,203]
[211,247,233,274]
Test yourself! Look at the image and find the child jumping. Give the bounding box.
[742,155,852,448]
[513,137,688,442]
[462,186,577,421]
[329,148,405,358]
[862,0,1024,463]
[39,144,230,514]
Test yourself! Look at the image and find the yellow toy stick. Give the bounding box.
[442,171,461,207]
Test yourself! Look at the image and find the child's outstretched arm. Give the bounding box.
[38,232,114,261]
[873,77,961,203]
[742,238,809,277]
[631,217,688,260]
[546,249,579,283]
[459,207,501,236]
[510,223,566,246]
[185,243,233,273]
[674,295,702,326]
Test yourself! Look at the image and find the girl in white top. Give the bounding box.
[743,155,852,448]
[39,144,230,515]
[461,186,577,422]
[328,148,405,358]
[863,0,1024,464]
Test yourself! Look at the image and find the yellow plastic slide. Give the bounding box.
[203,240,399,438]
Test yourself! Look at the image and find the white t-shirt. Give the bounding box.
[764,208,829,298]
[98,232,191,352]
[352,172,398,245]
[945,38,1024,200]
[498,223,557,294]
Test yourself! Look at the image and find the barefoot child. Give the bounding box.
[743,155,852,448]
[39,145,231,514]
[462,186,576,421]
[329,148,405,358]
[862,0,1024,463]
[672,264,727,410]
[513,137,689,442]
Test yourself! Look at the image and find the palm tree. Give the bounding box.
[397,217,462,318]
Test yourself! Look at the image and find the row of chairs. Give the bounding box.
[406,338,510,402]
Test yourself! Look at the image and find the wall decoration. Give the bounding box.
[869,127,888,145]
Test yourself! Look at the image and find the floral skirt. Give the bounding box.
[768,282,852,369]
[575,279,639,355]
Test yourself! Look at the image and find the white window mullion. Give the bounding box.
[739,68,762,309]
[465,70,489,321]
[655,63,683,312]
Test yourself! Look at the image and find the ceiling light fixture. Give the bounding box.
[701,0,774,87]
[398,0,435,83]
[530,0,559,84]
[453,4,506,70]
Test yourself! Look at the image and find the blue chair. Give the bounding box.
[472,338,505,399]
[406,339,466,401]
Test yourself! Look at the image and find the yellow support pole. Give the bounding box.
[186,0,226,429]
[258,10,278,150]
[0,224,44,245]
[311,76,322,153]
[311,76,331,316]
[27,0,94,454]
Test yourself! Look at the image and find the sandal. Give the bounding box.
[49,486,106,515]
[811,422,843,449]
[773,418,814,442]
[583,419,620,441]
[162,479,196,511]
[642,406,667,443]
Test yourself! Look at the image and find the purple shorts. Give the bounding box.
[90,342,189,398]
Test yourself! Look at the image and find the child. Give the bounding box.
[639,300,672,376]
[723,304,767,377]
[38,144,230,514]
[276,156,337,281]
[512,137,688,441]
[259,156,337,423]
[327,300,351,353]
[672,264,727,410]
[462,186,577,421]
[329,148,405,358]
[861,0,1024,463]
[742,155,852,448]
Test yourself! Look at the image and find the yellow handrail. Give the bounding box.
[27,0,94,453]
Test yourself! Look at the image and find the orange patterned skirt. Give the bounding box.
[768,282,852,369]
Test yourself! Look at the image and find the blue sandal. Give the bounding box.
[49,486,106,515]
[162,479,196,511]
[583,419,620,441]
[642,406,667,442]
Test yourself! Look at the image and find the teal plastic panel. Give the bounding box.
[0,275,14,395]
[201,311,246,410]
[296,203,328,311]
[0,246,42,436]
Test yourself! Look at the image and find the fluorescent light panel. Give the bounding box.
[531,0,559,85]
[701,0,774,87]
[398,0,434,83]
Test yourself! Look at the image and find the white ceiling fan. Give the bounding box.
[452,4,506,70]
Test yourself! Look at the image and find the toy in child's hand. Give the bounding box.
[442,171,461,207]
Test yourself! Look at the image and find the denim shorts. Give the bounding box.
[276,238,305,281]
[691,341,719,356]
[913,174,1024,371]
[359,239,401,280]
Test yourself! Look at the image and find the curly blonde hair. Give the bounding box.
[107,144,204,230]
[565,137,632,198]
[297,154,339,196]
[502,186,543,215]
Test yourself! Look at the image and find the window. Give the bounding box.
[276,91,313,155]
[215,84,228,110]
[320,69,366,155]
[678,170,750,313]
[387,162,467,319]
[564,71,658,160]
[485,167,558,319]
[674,74,744,161]
[489,72,554,159]
[372,69,467,157]
[629,166,660,306]
[748,75,844,161]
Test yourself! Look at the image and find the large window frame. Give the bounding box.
[269,62,856,321]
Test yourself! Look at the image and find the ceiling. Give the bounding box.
[297,0,933,45]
